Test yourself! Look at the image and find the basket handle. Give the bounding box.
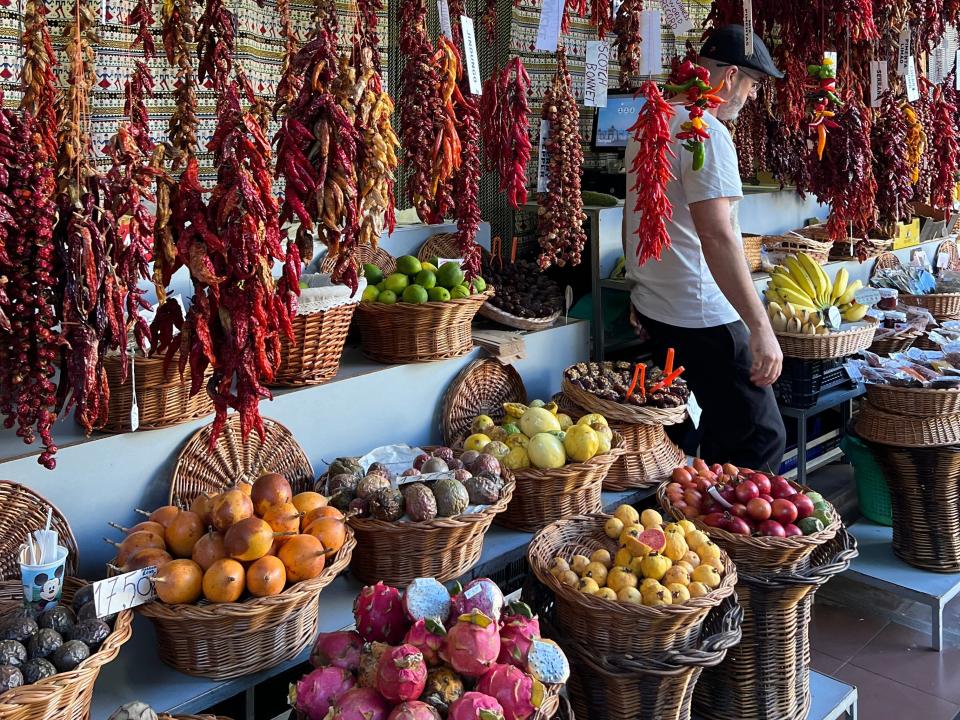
[737,526,859,590]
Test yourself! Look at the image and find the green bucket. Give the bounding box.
[840,432,893,526]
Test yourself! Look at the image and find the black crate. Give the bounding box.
[774,357,852,409]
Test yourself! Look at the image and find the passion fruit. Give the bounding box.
[114,530,166,566]
[164,510,205,558]
[291,491,327,516]
[250,473,293,516]
[224,517,277,562]
[146,505,181,528]
[277,534,326,582]
[154,559,203,604]
[189,494,215,526]
[202,559,246,603]
[191,530,227,571]
[123,547,173,572]
[246,555,286,597]
[261,502,302,535]
[211,489,254,532]
[303,505,344,526]
[303,517,347,556]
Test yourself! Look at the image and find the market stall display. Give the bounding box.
[872,256,960,321]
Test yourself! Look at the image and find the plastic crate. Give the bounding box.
[774,357,852,409]
[840,431,893,526]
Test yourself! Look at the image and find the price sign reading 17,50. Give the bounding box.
[92,566,158,618]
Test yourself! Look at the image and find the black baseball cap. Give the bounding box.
[700,24,784,79]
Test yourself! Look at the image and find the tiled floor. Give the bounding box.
[810,600,960,719]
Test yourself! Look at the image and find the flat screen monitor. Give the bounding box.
[591,93,646,152]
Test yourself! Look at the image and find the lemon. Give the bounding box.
[578,413,608,427]
[361,286,379,303]
[564,423,600,462]
[383,273,409,294]
[396,255,422,276]
[378,290,397,304]
[464,433,492,452]
[527,433,566,469]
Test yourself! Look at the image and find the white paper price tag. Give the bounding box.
[743,0,754,56]
[938,252,951,270]
[906,57,920,101]
[898,24,912,76]
[930,42,946,85]
[639,10,662,77]
[535,0,562,52]
[437,0,452,40]
[93,566,157,617]
[687,393,702,429]
[436,257,465,268]
[460,16,482,95]
[870,60,888,108]
[584,40,610,108]
[537,120,550,193]
[853,287,881,307]
[661,0,693,33]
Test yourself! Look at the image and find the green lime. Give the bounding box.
[428,256,440,267]
[384,273,410,294]
[421,261,438,273]
[471,276,487,293]
[363,263,383,285]
[396,255,422,277]
[378,290,397,304]
[402,284,429,304]
[428,287,451,302]
[450,284,470,299]
[415,269,437,289]
[437,262,465,289]
[361,286,379,303]
[376,281,387,292]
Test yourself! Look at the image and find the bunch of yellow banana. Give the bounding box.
[767,301,831,335]
[764,252,869,325]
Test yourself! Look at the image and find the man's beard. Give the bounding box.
[718,98,746,122]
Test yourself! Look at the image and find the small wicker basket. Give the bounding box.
[775,323,876,360]
[900,292,960,321]
[854,401,960,447]
[318,244,397,277]
[442,358,528,444]
[865,383,960,417]
[416,232,462,263]
[477,302,561,331]
[528,514,737,657]
[271,300,357,387]
[762,235,832,265]
[868,331,920,356]
[101,354,214,433]
[0,482,133,720]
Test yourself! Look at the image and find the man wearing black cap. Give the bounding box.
[623,25,787,473]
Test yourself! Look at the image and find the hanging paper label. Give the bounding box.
[535,0,562,52]
[870,60,888,108]
[438,0,452,40]
[853,288,881,307]
[930,42,946,85]
[898,24,912,76]
[938,252,951,270]
[956,50,960,89]
[687,393,702,429]
[460,17,482,95]
[661,0,693,33]
[584,40,610,107]
[92,567,157,617]
[743,0,754,56]
[639,10,662,76]
[906,57,920,101]
[537,120,550,193]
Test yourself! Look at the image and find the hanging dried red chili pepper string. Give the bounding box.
[480,57,532,211]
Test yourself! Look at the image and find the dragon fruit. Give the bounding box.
[404,618,447,666]
[441,610,501,678]
[311,631,363,671]
[449,578,504,624]
[359,642,390,688]
[526,639,569,685]
[354,582,410,644]
[290,666,356,719]
[403,578,451,621]
[421,666,465,715]
[497,602,541,669]
[476,665,544,720]
[387,701,442,720]
[325,687,390,720]
[447,692,506,720]
[376,644,427,703]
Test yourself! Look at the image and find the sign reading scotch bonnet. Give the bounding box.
[584,40,610,108]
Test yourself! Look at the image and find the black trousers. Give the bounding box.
[638,313,786,474]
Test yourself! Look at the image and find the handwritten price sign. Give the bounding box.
[92,566,157,617]
[584,41,610,108]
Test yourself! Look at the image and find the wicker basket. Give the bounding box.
[139,415,354,680]
[693,529,858,720]
[775,323,876,360]
[0,482,133,720]
[872,250,901,275]
[528,514,737,656]
[271,301,356,387]
[442,358,528,445]
[762,235,832,265]
[318,244,397,276]
[868,331,919,355]
[477,302,561,331]
[865,383,960,417]
[743,234,762,272]
[936,238,960,272]
[854,401,960,447]
[560,378,687,426]
[658,482,842,575]
[345,449,515,586]
[870,442,960,572]
[901,292,960,321]
[416,232,461,262]
[101,354,214,433]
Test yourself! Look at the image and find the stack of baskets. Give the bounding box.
[743,234,763,272]
[527,514,741,720]
[0,482,134,720]
[658,482,857,720]
[133,415,355,680]
[442,359,624,533]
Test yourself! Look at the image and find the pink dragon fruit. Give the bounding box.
[475,664,544,720]
[311,630,363,671]
[387,701,442,720]
[403,578,451,621]
[404,618,447,666]
[497,602,541,669]
[376,644,428,703]
[449,578,504,624]
[441,610,501,678]
[325,687,390,720]
[354,582,410,644]
[290,666,356,720]
[447,692,506,720]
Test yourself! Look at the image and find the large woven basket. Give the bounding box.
[271,302,356,387]
[854,401,960,447]
[743,234,762,272]
[901,292,960,321]
[416,232,461,262]
[762,235,832,265]
[344,449,515,586]
[139,415,354,680]
[319,244,397,277]
[528,514,737,656]
[936,238,960,271]
[560,377,687,426]
[868,331,919,355]
[0,482,133,720]
[775,323,876,360]
[658,481,841,575]
[693,529,858,720]
[869,442,960,572]
[101,354,214,433]
[865,384,960,417]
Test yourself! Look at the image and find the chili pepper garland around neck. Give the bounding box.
[807,56,842,161]
[664,59,726,172]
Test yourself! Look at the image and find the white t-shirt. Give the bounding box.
[624,111,743,328]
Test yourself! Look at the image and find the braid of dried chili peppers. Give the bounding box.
[274,0,301,111]
[929,86,959,211]
[590,0,613,39]
[19,0,58,162]
[832,0,878,43]
[197,0,235,84]
[807,56,842,161]
[627,80,675,265]
[561,0,586,34]
[447,42,482,281]
[479,57,532,210]
[871,90,913,227]
[424,36,464,225]
[127,0,156,61]
[613,0,642,91]
[910,0,944,53]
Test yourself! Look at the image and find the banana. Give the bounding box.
[770,272,812,301]
[831,267,849,304]
[786,317,803,333]
[816,325,830,335]
[777,289,818,310]
[782,302,795,319]
[837,279,863,306]
[764,289,785,305]
[771,311,788,332]
[842,303,869,322]
[767,301,783,317]
[801,321,817,335]
[784,256,818,301]
[799,253,831,306]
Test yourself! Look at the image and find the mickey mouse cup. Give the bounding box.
[19,544,68,613]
